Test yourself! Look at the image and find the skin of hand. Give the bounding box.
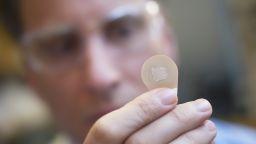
[84,88,217,144]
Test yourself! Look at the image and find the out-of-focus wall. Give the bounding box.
[160,0,247,116]
[231,0,256,118]
[159,0,256,120]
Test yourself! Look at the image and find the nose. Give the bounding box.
[82,34,120,94]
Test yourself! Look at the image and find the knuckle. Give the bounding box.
[135,98,160,120]
[184,133,198,144]
[92,118,120,140]
[171,110,188,125]
[171,103,196,124]
[125,135,145,144]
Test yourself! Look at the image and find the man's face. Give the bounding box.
[21,0,176,142]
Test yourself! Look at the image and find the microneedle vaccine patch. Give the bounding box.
[141,55,178,90]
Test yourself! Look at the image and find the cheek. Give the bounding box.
[33,70,85,109]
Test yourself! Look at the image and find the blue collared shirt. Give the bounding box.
[213,119,256,144]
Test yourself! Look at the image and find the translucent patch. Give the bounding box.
[141,55,178,90]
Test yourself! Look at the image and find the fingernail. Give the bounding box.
[195,99,211,112]
[205,120,216,132]
[157,88,177,105]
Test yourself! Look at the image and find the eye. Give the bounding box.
[114,23,136,39]
[32,30,80,62]
[105,16,145,43]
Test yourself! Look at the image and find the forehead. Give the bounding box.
[21,0,144,32]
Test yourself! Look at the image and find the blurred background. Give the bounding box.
[0,0,256,143]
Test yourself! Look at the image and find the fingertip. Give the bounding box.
[204,120,217,132]
[194,99,212,113]
[151,88,178,106]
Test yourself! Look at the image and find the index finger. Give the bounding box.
[84,88,178,144]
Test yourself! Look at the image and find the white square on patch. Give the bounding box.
[151,66,168,82]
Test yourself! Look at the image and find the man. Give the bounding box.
[1,0,255,143]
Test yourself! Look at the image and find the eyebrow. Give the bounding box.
[104,5,144,24]
[22,25,74,44]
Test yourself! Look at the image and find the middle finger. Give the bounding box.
[125,99,212,144]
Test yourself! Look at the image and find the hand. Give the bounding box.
[84,88,216,144]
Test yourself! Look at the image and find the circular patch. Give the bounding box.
[141,55,178,90]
